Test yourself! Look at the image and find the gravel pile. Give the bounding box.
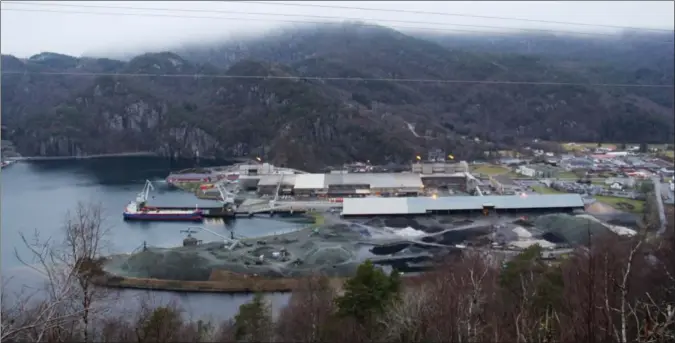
[534,214,610,245]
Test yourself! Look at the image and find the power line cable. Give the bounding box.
[1,1,650,39]
[2,2,672,88]
[2,70,672,89]
[0,7,538,37]
[4,6,673,45]
[231,0,675,33]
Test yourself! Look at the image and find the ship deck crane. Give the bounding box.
[135,180,154,205]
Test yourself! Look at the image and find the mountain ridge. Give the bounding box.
[2,24,673,169]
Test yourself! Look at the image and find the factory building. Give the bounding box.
[236,162,275,175]
[233,162,300,190]
[341,194,585,217]
[421,172,474,192]
[411,161,469,174]
[256,173,425,197]
[255,174,297,195]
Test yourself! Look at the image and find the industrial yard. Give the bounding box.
[100,206,635,292]
[98,147,671,293]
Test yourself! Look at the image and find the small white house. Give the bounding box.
[606,151,629,157]
[517,166,536,177]
[610,182,623,190]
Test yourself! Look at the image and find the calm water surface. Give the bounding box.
[1,157,291,320]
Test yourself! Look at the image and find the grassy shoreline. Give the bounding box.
[97,273,340,294]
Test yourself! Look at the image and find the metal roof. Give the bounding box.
[294,174,326,189]
[342,194,585,216]
[325,173,422,188]
[257,174,297,187]
[292,173,424,190]
[342,197,411,215]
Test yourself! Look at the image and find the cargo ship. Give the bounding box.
[123,201,203,222]
[122,179,204,222]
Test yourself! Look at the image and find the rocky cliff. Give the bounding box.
[2,24,673,169]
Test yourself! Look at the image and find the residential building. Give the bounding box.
[517,166,536,178]
[516,164,560,178]
[563,157,594,170]
[609,182,623,190]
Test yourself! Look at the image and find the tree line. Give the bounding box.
[2,203,674,342]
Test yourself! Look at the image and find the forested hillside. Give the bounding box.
[2,23,673,168]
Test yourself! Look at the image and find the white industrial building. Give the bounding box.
[341,194,585,216]
[256,173,425,197]
[411,161,469,174]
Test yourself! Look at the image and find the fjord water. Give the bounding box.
[1,157,291,320]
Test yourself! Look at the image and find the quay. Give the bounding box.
[13,152,157,161]
[233,198,338,217]
[146,205,236,218]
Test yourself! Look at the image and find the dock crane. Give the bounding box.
[185,226,239,250]
[270,173,284,211]
[215,182,237,205]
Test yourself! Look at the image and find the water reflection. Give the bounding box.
[3,265,290,321]
[1,157,293,321]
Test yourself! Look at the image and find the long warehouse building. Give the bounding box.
[257,173,426,197]
[341,194,585,216]
[256,172,476,197]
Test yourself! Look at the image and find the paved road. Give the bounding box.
[660,182,674,205]
[652,177,667,235]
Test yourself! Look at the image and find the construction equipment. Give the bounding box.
[186,226,239,250]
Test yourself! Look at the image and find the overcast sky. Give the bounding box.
[1,1,673,58]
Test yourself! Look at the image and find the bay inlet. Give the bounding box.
[0,156,292,320]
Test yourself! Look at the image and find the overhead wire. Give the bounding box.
[1,2,672,88]
[0,7,543,37]
[230,0,675,33]
[1,1,663,39]
[1,71,672,89]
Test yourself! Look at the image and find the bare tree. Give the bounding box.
[378,283,432,343]
[4,202,117,342]
[380,251,499,343]
[276,274,336,343]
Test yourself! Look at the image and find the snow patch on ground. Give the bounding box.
[576,214,637,236]
[395,227,427,238]
[512,226,533,238]
[509,239,556,250]
[361,225,427,239]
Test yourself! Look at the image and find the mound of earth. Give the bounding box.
[534,214,612,245]
[383,217,426,230]
[434,226,492,245]
[371,243,411,255]
[303,246,353,265]
[121,249,215,281]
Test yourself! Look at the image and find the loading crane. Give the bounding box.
[270,173,284,210]
[186,226,239,250]
[215,182,237,205]
[180,228,203,247]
